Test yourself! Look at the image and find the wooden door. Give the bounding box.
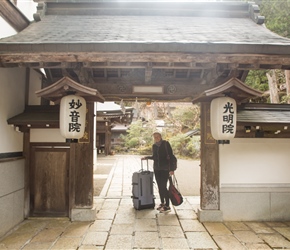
[30,145,69,216]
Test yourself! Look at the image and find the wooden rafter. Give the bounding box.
[1,52,290,70]
[0,0,30,32]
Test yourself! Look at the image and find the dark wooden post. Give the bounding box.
[105,128,112,156]
[200,102,220,210]
[74,102,94,207]
[23,130,30,218]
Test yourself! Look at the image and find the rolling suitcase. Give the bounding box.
[132,159,155,210]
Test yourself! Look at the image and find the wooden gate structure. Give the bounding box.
[2,0,290,221]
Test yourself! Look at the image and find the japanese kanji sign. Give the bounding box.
[210,97,237,140]
[60,95,86,139]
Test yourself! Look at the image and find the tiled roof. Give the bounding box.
[238,110,290,124]
[238,104,290,124]
[0,1,290,54]
[2,15,288,44]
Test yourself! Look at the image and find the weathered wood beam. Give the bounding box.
[0,0,30,32]
[1,52,290,69]
[86,81,212,102]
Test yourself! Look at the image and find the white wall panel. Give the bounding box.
[0,68,26,153]
[30,129,66,142]
[220,138,290,185]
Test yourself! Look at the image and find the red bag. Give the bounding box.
[168,175,183,206]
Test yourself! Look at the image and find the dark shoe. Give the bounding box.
[157,203,165,211]
[159,206,171,213]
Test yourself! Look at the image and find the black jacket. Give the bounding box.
[147,140,175,171]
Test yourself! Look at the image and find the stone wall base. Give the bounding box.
[71,207,96,221]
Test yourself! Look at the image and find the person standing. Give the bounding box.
[142,131,176,213]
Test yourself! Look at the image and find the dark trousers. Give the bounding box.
[154,170,170,206]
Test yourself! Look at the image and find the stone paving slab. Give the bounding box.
[105,235,133,249]
[22,242,54,250]
[245,243,272,249]
[89,219,112,232]
[204,222,232,236]
[179,219,207,232]
[50,237,82,249]
[161,237,190,250]
[133,231,160,248]
[83,231,109,246]
[159,225,184,238]
[110,224,134,235]
[273,226,290,241]
[186,231,218,249]
[224,221,250,231]
[259,233,290,248]
[135,218,158,231]
[213,235,248,249]
[246,222,276,234]
[233,230,264,244]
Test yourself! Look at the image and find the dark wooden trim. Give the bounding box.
[24,68,30,106]
[0,151,23,160]
[69,143,76,218]
[23,131,30,218]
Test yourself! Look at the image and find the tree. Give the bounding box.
[120,102,200,158]
[247,0,290,103]
[258,0,290,39]
[164,104,200,136]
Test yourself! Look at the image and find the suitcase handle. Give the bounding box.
[141,159,149,171]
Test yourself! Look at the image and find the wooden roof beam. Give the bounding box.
[0,0,30,32]
[2,53,290,68]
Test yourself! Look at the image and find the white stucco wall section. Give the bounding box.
[0,159,25,237]
[30,129,65,143]
[0,68,27,237]
[0,68,26,153]
[220,138,290,185]
[28,69,42,105]
[220,138,290,221]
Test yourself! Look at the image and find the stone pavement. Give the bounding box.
[1,155,290,249]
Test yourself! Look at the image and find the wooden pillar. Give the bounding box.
[105,128,111,155]
[74,102,94,207]
[23,130,30,218]
[199,102,221,221]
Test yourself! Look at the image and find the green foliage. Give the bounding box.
[245,1,290,103]
[169,134,200,159]
[259,0,290,38]
[127,137,139,148]
[164,104,200,136]
[245,70,269,91]
[118,103,201,159]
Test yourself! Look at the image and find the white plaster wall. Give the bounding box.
[28,70,42,105]
[220,138,290,221]
[0,68,26,153]
[30,129,66,143]
[0,158,25,237]
[0,68,27,237]
[220,138,290,184]
[0,1,37,237]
